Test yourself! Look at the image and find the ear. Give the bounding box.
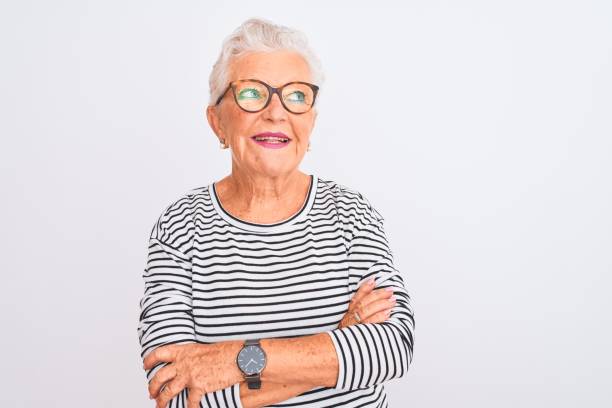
[206,105,223,138]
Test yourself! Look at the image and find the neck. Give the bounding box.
[214,169,311,223]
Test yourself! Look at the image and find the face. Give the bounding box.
[206,51,318,178]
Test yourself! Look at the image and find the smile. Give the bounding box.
[251,132,291,149]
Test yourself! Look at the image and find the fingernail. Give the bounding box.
[385,287,394,292]
[368,278,376,286]
[390,295,397,301]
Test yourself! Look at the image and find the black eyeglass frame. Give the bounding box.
[214,78,320,115]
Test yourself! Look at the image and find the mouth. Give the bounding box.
[250,132,291,144]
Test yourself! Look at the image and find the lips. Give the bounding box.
[251,132,291,143]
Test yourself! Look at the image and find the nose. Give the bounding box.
[262,91,288,121]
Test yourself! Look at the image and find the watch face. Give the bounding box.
[237,345,266,375]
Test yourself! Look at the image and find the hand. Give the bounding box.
[142,341,243,408]
[339,279,396,328]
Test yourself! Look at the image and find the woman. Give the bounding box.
[137,17,415,408]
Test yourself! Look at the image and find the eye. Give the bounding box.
[238,88,262,100]
[285,91,306,104]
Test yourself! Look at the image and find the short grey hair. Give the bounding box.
[208,17,325,106]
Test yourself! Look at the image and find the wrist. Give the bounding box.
[226,340,246,384]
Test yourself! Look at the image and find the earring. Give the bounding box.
[219,138,228,149]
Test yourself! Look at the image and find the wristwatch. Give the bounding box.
[236,338,267,389]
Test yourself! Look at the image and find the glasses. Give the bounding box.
[214,78,319,114]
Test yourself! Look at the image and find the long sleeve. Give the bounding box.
[326,201,415,390]
[137,197,243,408]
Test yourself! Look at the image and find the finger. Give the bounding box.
[148,364,177,399]
[143,344,177,370]
[348,310,361,326]
[350,279,376,308]
[363,307,393,324]
[362,287,395,304]
[156,379,184,408]
[187,387,204,408]
[351,288,394,320]
[359,296,397,321]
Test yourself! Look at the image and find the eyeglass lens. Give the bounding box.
[234,81,315,113]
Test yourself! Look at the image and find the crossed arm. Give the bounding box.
[138,204,415,407]
[141,289,396,408]
[140,331,338,408]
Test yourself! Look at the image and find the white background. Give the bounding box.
[1,0,611,406]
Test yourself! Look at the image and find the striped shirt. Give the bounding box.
[137,174,415,407]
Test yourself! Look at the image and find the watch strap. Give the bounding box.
[245,373,261,389]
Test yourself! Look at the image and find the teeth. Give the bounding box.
[254,136,289,142]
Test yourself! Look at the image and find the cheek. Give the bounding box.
[293,119,313,138]
[223,112,255,140]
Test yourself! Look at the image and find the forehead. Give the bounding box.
[228,50,313,86]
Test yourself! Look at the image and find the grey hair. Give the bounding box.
[208,17,325,107]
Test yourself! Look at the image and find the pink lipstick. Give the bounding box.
[251,132,291,149]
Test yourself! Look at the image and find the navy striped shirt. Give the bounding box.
[137,174,415,407]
